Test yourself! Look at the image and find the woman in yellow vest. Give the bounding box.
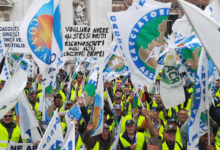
[0,111,22,149]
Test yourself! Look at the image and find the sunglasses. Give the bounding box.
[4,115,13,118]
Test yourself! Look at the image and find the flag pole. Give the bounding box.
[207,110,211,145]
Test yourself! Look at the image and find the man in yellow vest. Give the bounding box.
[72,119,83,150]
[24,81,32,95]
[147,138,162,150]
[28,90,41,120]
[54,94,65,112]
[199,126,220,150]
[177,109,188,127]
[0,110,22,149]
[82,122,119,150]
[119,119,147,150]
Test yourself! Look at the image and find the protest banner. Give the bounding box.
[0,21,29,53]
[62,26,110,58]
[7,143,38,150]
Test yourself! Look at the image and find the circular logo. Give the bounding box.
[128,8,169,80]
[27,0,54,65]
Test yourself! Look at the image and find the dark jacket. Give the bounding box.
[82,129,120,150]
[119,131,147,150]
[0,120,22,143]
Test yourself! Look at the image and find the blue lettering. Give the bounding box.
[26,146,32,150]
[48,68,55,74]
[114,31,120,36]
[110,16,116,21]
[17,146,22,150]
[50,53,56,63]
[113,24,118,29]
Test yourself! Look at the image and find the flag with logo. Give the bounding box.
[61,121,75,150]
[160,47,185,109]
[15,92,41,142]
[57,57,67,69]
[20,58,35,78]
[0,69,27,119]
[19,0,63,73]
[107,1,171,87]
[37,109,63,150]
[103,40,127,82]
[41,68,58,90]
[65,66,98,124]
[38,85,54,126]
[90,70,104,136]
[178,0,220,72]
[187,48,209,150]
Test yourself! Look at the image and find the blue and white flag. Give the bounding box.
[30,74,40,91]
[37,109,63,150]
[20,0,63,73]
[177,0,220,72]
[21,58,35,78]
[107,1,171,87]
[103,40,127,82]
[0,69,27,119]
[15,92,41,142]
[58,57,67,69]
[61,121,75,150]
[90,69,104,136]
[187,48,209,150]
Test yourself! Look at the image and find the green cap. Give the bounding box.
[164,125,176,132]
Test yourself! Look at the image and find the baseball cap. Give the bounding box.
[125,82,129,86]
[164,124,176,132]
[114,104,122,110]
[125,120,135,126]
[66,100,73,104]
[114,95,121,99]
[27,81,32,84]
[204,126,213,134]
[103,123,109,129]
[167,118,178,125]
[28,90,35,95]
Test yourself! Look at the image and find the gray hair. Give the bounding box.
[148,138,162,150]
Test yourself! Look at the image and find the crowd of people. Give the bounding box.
[1,65,220,150]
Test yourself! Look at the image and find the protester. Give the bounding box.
[119,119,147,150]
[0,110,22,149]
[82,122,120,150]
[147,138,162,150]
[28,90,41,120]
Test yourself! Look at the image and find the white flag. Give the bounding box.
[61,121,75,150]
[107,1,171,87]
[0,69,27,119]
[37,109,63,150]
[21,58,35,78]
[178,0,220,72]
[0,57,11,81]
[19,0,63,73]
[187,48,209,150]
[112,116,123,150]
[160,47,185,109]
[15,92,41,141]
[90,69,104,137]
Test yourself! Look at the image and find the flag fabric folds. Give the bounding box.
[19,0,63,73]
[160,47,185,109]
[107,1,171,87]
[0,69,27,119]
[187,48,209,150]
[20,58,35,78]
[90,69,104,136]
[177,0,220,72]
[37,109,63,150]
[15,92,41,142]
[61,121,75,150]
